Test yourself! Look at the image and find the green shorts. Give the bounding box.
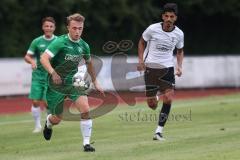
[29,81,47,101]
[46,85,87,115]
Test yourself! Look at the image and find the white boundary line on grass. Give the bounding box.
[0,97,240,126]
[125,97,240,112]
[0,119,33,125]
[175,97,240,108]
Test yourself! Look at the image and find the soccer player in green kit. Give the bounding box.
[40,13,104,152]
[24,17,57,133]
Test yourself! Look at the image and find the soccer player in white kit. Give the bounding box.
[137,3,184,140]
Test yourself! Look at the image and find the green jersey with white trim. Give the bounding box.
[27,35,57,82]
[45,34,90,89]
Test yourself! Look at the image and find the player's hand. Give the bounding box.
[175,66,182,77]
[51,70,62,84]
[31,62,37,70]
[137,62,146,71]
[93,80,105,96]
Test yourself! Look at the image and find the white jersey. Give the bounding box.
[142,22,184,68]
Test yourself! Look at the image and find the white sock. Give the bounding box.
[46,114,53,129]
[155,126,163,133]
[31,106,41,128]
[80,119,92,145]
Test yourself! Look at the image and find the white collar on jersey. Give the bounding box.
[43,35,55,40]
[67,34,80,43]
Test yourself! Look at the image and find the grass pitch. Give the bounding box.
[0,93,240,160]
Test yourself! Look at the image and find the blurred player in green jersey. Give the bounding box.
[24,17,57,133]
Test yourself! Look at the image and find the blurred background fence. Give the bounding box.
[1,55,240,96]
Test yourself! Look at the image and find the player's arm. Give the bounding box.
[24,54,37,69]
[40,53,62,84]
[25,39,37,69]
[86,59,104,95]
[137,36,146,71]
[175,48,184,77]
[40,53,54,74]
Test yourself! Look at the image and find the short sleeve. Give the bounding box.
[176,32,184,49]
[45,39,62,58]
[142,26,152,41]
[27,39,37,55]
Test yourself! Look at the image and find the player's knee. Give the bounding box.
[163,90,174,104]
[162,95,172,104]
[81,112,90,119]
[32,100,40,107]
[147,98,158,109]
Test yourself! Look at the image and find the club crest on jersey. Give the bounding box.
[77,47,83,53]
[67,46,73,49]
[65,54,82,62]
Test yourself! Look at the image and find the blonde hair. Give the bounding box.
[67,13,85,25]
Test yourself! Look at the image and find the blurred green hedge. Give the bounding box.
[0,0,240,57]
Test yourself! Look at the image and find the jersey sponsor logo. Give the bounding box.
[64,54,82,62]
[156,44,172,52]
[40,44,46,48]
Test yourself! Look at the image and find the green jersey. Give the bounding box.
[46,34,90,93]
[27,35,57,82]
